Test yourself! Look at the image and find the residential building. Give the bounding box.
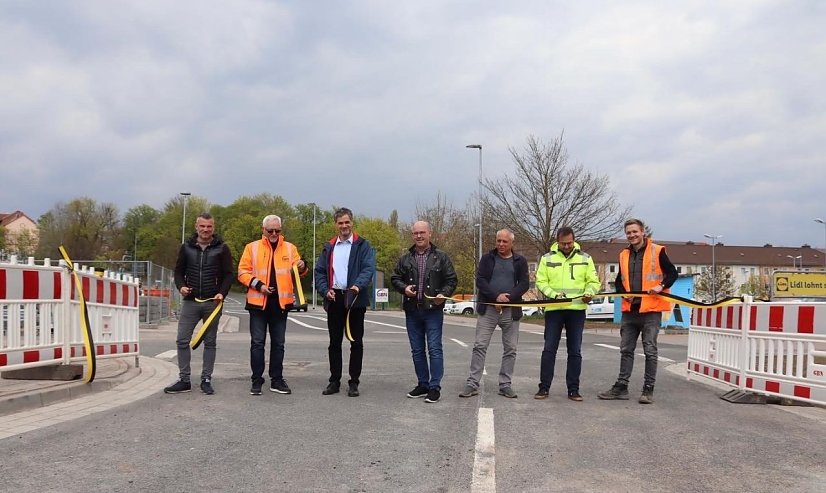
[0,210,39,256]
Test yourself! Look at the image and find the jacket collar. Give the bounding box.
[329,232,360,246]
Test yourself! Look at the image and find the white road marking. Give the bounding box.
[472,407,496,493]
[288,318,327,331]
[366,320,407,330]
[375,331,406,334]
[154,350,177,359]
[451,338,468,347]
[292,314,328,322]
[593,343,675,362]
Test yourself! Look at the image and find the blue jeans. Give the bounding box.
[248,301,288,384]
[539,309,585,393]
[405,308,445,390]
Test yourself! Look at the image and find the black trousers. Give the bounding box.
[327,290,366,385]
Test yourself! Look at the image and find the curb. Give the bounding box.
[0,358,141,417]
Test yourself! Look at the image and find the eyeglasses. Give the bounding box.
[265,228,281,235]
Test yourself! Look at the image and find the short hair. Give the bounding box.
[413,220,432,232]
[624,218,645,230]
[197,213,213,221]
[556,226,574,239]
[334,207,354,222]
[262,215,282,227]
[496,228,515,241]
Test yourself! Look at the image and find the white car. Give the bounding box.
[586,296,615,320]
[522,306,541,316]
[444,300,475,315]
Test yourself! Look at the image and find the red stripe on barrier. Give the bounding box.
[22,270,39,299]
[703,366,710,376]
[794,386,811,398]
[121,285,129,306]
[726,306,734,328]
[82,276,90,301]
[23,350,40,363]
[768,306,784,332]
[713,369,720,379]
[749,306,757,330]
[96,345,104,355]
[71,347,76,357]
[133,286,139,307]
[122,344,129,353]
[110,282,117,305]
[110,344,117,354]
[54,348,62,359]
[765,381,780,393]
[0,354,6,366]
[0,269,6,299]
[723,372,731,383]
[746,377,754,388]
[714,307,722,327]
[96,279,104,303]
[797,306,815,334]
[705,308,712,327]
[53,272,61,299]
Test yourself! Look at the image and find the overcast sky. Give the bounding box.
[1,1,824,249]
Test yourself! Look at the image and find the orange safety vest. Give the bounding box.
[619,241,672,313]
[238,236,305,310]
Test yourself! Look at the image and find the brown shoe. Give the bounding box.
[567,392,583,402]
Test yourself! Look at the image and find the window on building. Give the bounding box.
[677,266,682,273]
[609,264,616,273]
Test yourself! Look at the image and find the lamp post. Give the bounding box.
[816,218,826,270]
[786,255,802,269]
[704,233,723,302]
[180,192,191,244]
[312,203,317,309]
[466,144,482,300]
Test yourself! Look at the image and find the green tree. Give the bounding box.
[739,274,769,300]
[14,229,38,257]
[0,225,6,252]
[483,132,631,254]
[36,197,121,260]
[694,266,736,302]
[122,204,161,261]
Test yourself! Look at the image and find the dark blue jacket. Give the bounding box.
[476,249,530,320]
[314,233,376,308]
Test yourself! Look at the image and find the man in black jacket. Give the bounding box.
[391,220,458,403]
[164,213,234,395]
[459,229,529,399]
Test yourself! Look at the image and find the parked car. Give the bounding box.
[444,300,475,315]
[585,296,614,319]
[522,306,541,316]
[288,303,309,312]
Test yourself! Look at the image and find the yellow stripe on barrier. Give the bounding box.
[58,246,96,384]
[190,300,223,350]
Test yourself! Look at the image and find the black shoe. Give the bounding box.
[348,383,360,397]
[250,380,263,396]
[598,382,629,400]
[200,378,214,395]
[424,389,441,403]
[164,380,191,394]
[639,386,654,404]
[534,388,549,400]
[270,379,292,394]
[322,382,340,395]
[407,385,429,398]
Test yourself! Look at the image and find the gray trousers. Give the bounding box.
[176,299,222,382]
[466,309,520,390]
[617,311,661,388]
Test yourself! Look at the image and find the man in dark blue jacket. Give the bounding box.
[459,229,529,399]
[164,213,234,396]
[314,208,376,397]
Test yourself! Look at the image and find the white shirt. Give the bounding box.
[332,235,352,289]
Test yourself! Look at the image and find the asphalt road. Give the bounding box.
[1,309,825,492]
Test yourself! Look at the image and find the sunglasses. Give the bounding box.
[265,228,281,235]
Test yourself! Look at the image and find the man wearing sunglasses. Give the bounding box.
[238,215,309,396]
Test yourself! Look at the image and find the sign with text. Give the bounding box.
[375,288,389,303]
[772,271,826,298]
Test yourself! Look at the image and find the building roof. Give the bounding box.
[0,210,36,227]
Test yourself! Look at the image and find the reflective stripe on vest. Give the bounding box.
[245,239,299,309]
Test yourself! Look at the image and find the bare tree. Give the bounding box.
[483,132,631,255]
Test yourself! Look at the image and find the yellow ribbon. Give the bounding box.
[58,246,96,384]
[430,292,741,309]
[190,299,223,350]
[291,264,306,306]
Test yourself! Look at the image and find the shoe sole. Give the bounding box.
[348,392,359,397]
[424,398,440,403]
[534,394,548,400]
[597,394,629,400]
[498,392,517,399]
[458,390,479,398]
[270,388,291,394]
[250,389,262,395]
[201,389,215,395]
[164,390,192,394]
[568,396,583,402]
[322,389,340,395]
[407,392,428,398]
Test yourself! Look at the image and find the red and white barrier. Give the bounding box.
[0,256,140,373]
[689,298,826,405]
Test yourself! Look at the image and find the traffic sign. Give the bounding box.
[375,288,389,303]
[772,271,826,298]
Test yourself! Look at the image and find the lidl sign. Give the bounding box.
[772,271,826,298]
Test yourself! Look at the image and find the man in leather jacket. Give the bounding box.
[164,213,234,396]
[391,220,458,403]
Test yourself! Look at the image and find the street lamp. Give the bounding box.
[704,233,723,302]
[815,218,826,270]
[180,192,191,244]
[311,203,317,309]
[466,144,482,300]
[786,255,802,269]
